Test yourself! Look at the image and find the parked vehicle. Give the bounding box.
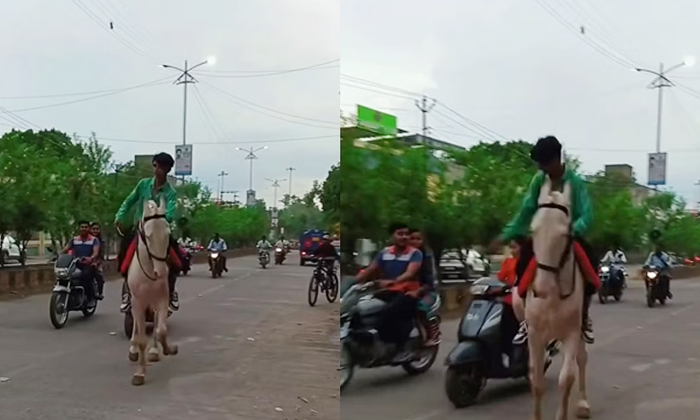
[1,235,26,267]
[439,250,468,282]
[49,255,99,329]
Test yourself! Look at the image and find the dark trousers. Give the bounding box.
[117,229,180,294]
[81,265,97,301]
[514,236,595,321]
[95,270,105,295]
[374,290,419,348]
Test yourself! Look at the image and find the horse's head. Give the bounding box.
[141,197,171,278]
[531,182,572,270]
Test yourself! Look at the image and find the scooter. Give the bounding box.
[259,250,270,269]
[597,262,625,303]
[444,277,554,408]
[274,247,286,265]
[340,282,441,391]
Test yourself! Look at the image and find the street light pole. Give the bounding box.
[236,146,268,192]
[266,178,286,209]
[635,58,695,153]
[161,57,216,179]
[286,167,295,199]
[217,170,229,203]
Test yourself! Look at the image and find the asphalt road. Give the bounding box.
[0,254,339,420]
[341,278,700,420]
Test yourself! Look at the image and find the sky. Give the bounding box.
[342,0,700,208]
[1,0,339,208]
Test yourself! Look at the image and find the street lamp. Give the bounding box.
[236,146,268,192]
[635,56,695,153]
[161,57,216,147]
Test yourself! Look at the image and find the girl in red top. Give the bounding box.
[498,238,525,322]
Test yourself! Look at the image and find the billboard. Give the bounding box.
[174,144,193,176]
[648,152,667,186]
[356,105,397,136]
[246,189,257,207]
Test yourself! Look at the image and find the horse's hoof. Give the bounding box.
[131,375,145,386]
[167,344,179,356]
[128,352,138,362]
[575,403,591,419]
[148,352,160,363]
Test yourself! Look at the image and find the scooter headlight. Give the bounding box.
[470,284,489,295]
[210,253,219,259]
[647,271,658,280]
[600,266,610,273]
[276,248,282,252]
[54,268,68,277]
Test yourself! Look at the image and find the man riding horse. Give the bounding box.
[115,152,182,313]
[493,136,597,345]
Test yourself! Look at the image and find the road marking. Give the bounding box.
[171,336,202,346]
[630,363,653,372]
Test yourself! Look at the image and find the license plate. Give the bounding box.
[312,237,320,242]
[340,322,349,339]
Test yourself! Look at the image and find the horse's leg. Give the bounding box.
[555,332,580,420]
[156,299,178,356]
[527,326,546,420]
[575,340,591,419]
[128,307,138,362]
[131,298,148,386]
[148,317,160,363]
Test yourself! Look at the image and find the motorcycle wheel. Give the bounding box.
[340,342,354,391]
[82,303,97,318]
[308,274,319,307]
[325,273,339,303]
[124,310,134,338]
[403,344,439,375]
[49,292,69,329]
[659,297,666,305]
[646,289,655,308]
[445,364,485,408]
[614,289,622,301]
[598,291,606,304]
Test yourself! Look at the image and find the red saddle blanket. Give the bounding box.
[120,238,182,276]
[517,242,601,297]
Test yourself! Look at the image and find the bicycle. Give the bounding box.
[308,258,339,307]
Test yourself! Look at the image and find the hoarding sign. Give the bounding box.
[648,152,667,186]
[356,105,397,136]
[174,145,193,176]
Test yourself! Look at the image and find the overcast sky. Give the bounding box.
[1,0,338,207]
[342,0,700,207]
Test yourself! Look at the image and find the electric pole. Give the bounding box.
[217,171,229,203]
[161,56,216,181]
[415,95,436,139]
[266,178,286,210]
[237,146,268,194]
[286,167,295,199]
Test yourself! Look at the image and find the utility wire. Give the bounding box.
[198,59,340,77]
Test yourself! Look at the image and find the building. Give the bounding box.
[603,164,656,206]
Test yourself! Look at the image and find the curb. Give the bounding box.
[0,248,257,300]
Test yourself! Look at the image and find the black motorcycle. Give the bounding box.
[644,265,671,307]
[49,254,99,329]
[444,277,555,408]
[597,263,625,303]
[180,246,192,275]
[259,250,270,269]
[274,247,285,265]
[340,282,441,391]
[209,251,224,277]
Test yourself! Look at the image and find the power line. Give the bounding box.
[197,59,340,77]
[5,77,171,113]
[201,81,337,129]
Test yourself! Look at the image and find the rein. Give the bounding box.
[534,202,577,299]
[135,213,168,282]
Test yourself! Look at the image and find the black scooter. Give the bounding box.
[444,277,554,408]
[597,263,625,303]
[643,265,671,307]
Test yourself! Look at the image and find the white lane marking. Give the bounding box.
[655,358,671,365]
[630,363,653,372]
[171,336,202,346]
[401,409,451,420]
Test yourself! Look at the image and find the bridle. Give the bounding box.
[534,202,576,299]
[135,213,169,281]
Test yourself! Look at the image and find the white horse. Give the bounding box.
[127,198,178,386]
[526,180,590,420]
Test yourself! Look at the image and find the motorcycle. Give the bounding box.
[275,247,286,265]
[180,246,192,275]
[597,262,625,303]
[259,250,270,268]
[444,277,555,408]
[340,282,441,391]
[49,254,99,329]
[643,265,671,307]
[209,251,224,278]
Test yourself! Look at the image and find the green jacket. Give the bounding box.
[501,168,592,241]
[114,178,177,225]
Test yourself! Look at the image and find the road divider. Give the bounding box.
[0,248,257,299]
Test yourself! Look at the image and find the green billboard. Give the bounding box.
[356,105,397,136]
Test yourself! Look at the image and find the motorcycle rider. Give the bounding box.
[601,245,627,284]
[207,233,228,272]
[274,235,290,260]
[61,220,100,308]
[356,222,423,363]
[115,152,182,313]
[491,136,597,345]
[90,222,106,300]
[256,236,272,260]
[644,243,673,299]
[408,228,440,345]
